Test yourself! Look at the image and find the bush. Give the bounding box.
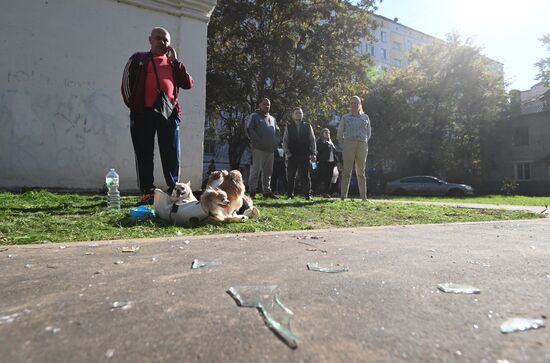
[500,178,518,195]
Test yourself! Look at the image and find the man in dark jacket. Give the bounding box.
[283,107,316,200]
[121,27,193,204]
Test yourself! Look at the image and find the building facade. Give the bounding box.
[358,15,436,70]
[359,15,504,75]
[482,83,550,195]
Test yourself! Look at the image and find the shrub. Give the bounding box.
[500,177,519,195]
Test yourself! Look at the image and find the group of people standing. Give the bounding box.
[122,27,372,204]
[246,95,372,201]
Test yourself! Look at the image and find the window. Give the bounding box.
[204,141,216,155]
[366,44,375,56]
[380,48,387,60]
[402,177,423,183]
[393,58,401,67]
[380,31,387,42]
[393,41,401,50]
[513,126,529,146]
[515,162,531,180]
[420,177,441,184]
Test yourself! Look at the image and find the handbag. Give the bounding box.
[150,55,175,121]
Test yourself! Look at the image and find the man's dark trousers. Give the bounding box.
[286,156,311,198]
[130,108,180,193]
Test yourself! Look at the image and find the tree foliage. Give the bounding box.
[206,0,377,166]
[366,33,508,184]
[535,34,550,86]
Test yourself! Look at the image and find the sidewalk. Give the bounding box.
[375,199,549,216]
[1,216,549,362]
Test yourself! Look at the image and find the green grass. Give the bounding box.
[0,191,544,245]
[378,195,550,206]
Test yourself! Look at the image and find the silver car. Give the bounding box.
[385,176,475,197]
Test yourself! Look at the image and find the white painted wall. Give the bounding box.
[0,0,215,192]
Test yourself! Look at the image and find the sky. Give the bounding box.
[374,0,549,90]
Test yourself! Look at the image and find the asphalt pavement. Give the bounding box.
[1,204,549,363]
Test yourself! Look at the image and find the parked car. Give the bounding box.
[385,176,475,196]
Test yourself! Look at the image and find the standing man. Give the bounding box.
[246,98,280,199]
[121,27,193,204]
[283,107,316,200]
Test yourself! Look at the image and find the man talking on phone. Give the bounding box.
[121,27,193,205]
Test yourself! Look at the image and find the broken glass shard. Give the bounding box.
[0,313,20,325]
[191,259,221,269]
[111,301,133,310]
[307,262,349,273]
[437,283,480,294]
[122,246,139,253]
[45,326,61,334]
[500,317,545,334]
[227,285,299,349]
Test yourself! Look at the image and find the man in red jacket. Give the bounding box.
[121,27,193,204]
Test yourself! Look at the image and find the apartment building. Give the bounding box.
[360,14,503,75]
[358,15,437,69]
[481,83,550,195]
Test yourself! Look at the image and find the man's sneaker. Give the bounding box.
[304,195,312,200]
[263,192,279,199]
[250,192,256,200]
[138,193,154,205]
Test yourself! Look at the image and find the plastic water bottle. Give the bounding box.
[105,168,120,210]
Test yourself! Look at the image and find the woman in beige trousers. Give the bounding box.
[337,96,372,200]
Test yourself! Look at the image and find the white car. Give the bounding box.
[385,176,475,197]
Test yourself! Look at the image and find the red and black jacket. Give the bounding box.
[121,51,193,115]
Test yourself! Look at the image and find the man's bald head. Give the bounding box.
[149,27,171,56]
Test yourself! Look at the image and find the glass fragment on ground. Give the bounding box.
[500,317,545,334]
[0,313,20,325]
[307,262,349,273]
[227,285,299,349]
[437,283,480,294]
[45,326,61,334]
[191,259,222,269]
[122,246,140,253]
[111,301,133,310]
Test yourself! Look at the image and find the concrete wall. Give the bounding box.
[0,0,215,192]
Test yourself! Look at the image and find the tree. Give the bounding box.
[535,34,550,86]
[206,0,377,167]
[366,33,508,184]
